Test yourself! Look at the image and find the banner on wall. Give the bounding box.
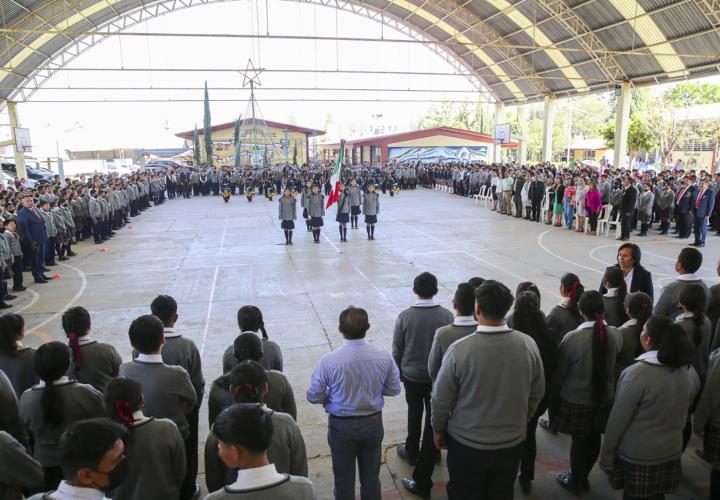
[388,145,488,163]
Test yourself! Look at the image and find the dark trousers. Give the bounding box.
[11,259,23,289]
[676,211,692,238]
[520,414,541,481]
[446,433,522,500]
[32,242,45,281]
[589,212,598,232]
[45,237,56,264]
[693,216,708,245]
[180,404,200,500]
[531,201,541,221]
[620,212,631,239]
[328,413,384,500]
[623,494,664,500]
[404,380,433,458]
[570,433,601,484]
[409,383,441,493]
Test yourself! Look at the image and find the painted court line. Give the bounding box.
[27,262,88,335]
[200,265,220,357]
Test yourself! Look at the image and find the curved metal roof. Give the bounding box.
[0,0,718,104]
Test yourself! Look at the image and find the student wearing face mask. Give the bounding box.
[28,418,129,500]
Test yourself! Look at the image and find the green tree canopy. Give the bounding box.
[664,82,720,108]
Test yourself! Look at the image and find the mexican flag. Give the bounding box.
[326,139,346,208]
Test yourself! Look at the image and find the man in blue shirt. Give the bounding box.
[307,306,401,500]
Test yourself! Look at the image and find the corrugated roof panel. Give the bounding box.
[488,13,524,37]
[637,0,686,11]
[465,1,501,21]
[574,0,626,30]
[514,1,553,24]
[536,18,575,45]
[574,60,612,83]
[614,53,665,78]
[672,33,720,70]
[556,37,593,65]
[594,23,646,51]
[649,4,713,40]
[541,69,575,93]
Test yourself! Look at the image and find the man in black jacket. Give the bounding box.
[618,176,637,241]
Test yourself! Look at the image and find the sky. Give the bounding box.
[8,0,483,159]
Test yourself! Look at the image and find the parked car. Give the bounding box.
[144,160,183,171]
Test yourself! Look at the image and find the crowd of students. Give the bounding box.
[0,241,717,499]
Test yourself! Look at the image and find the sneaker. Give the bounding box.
[396,444,417,466]
[401,478,430,499]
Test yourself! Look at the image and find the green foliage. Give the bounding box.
[193,126,201,167]
[417,101,491,132]
[665,82,720,107]
[233,116,242,168]
[627,117,653,152]
[599,122,615,150]
[203,81,213,165]
[292,141,298,165]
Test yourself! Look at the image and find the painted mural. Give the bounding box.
[388,146,489,163]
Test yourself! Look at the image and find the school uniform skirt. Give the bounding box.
[351,206,361,215]
[608,456,681,498]
[336,212,349,223]
[310,216,324,227]
[703,423,720,468]
[364,215,377,224]
[281,220,295,230]
[553,398,611,435]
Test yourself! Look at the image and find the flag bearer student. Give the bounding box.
[306,185,325,243]
[104,378,187,500]
[62,306,122,394]
[204,361,308,493]
[601,317,700,500]
[278,188,297,245]
[26,418,129,500]
[210,332,296,424]
[393,273,454,470]
[19,342,105,492]
[362,183,380,240]
[205,403,317,500]
[347,179,362,229]
[224,305,283,373]
[552,291,623,494]
[3,219,25,292]
[118,315,198,498]
[695,344,720,499]
[335,182,351,243]
[430,280,545,499]
[403,282,477,498]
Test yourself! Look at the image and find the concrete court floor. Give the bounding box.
[14,187,717,500]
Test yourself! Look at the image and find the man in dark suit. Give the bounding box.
[16,194,51,284]
[512,171,526,219]
[674,176,696,239]
[618,177,637,241]
[691,178,716,247]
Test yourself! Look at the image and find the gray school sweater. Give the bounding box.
[0,431,43,500]
[204,475,316,500]
[696,348,720,431]
[546,304,580,344]
[0,369,27,447]
[223,337,284,374]
[69,340,122,393]
[19,381,105,466]
[675,315,713,380]
[159,332,206,403]
[431,329,545,450]
[602,359,699,466]
[0,346,37,398]
[208,371,297,425]
[118,359,197,438]
[615,320,642,380]
[392,304,454,383]
[653,278,710,319]
[555,324,623,405]
[427,321,477,381]
[108,418,186,500]
[204,410,308,493]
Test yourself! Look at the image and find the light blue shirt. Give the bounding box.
[306,338,401,416]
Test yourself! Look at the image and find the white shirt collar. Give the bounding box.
[227,463,285,491]
[604,287,619,298]
[624,268,633,290]
[453,316,478,326]
[136,353,163,363]
[53,481,108,500]
[241,330,262,339]
[676,312,694,321]
[414,299,436,307]
[78,335,93,345]
[636,350,662,365]
[578,320,606,330]
[37,376,69,388]
[677,273,699,282]
[621,318,638,328]
[163,327,180,339]
[476,324,510,333]
[559,297,571,307]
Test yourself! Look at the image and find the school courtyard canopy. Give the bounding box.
[0,0,718,106]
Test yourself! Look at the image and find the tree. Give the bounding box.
[292,141,298,165]
[417,101,492,131]
[203,81,213,165]
[665,82,720,108]
[598,117,653,164]
[643,94,691,164]
[193,125,201,167]
[233,115,242,168]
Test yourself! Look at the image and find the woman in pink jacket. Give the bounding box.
[585,180,603,236]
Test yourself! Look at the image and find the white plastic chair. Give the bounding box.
[605,206,622,238]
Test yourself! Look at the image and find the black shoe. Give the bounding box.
[12,286,26,292]
[4,295,16,300]
[67,251,78,257]
[396,444,417,466]
[58,256,69,261]
[518,476,532,494]
[42,275,53,280]
[34,279,48,284]
[95,240,102,244]
[690,242,701,247]
[0,302,11,309]
[539,418,557,435]
[47,262,57,266]
[41,267,50,272]
[401,478,430,499]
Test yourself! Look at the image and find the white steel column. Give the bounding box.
[613,82,631,169]
[542,95,556,163]
[492,102,505,163]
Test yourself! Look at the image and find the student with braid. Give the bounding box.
[616,292,653,379]
[547,273,584,344]
[602,266,629,328]
[0,314,36,398]
[204,361,308,493]
[601,317,699,500]
[552,291,622,493]
[18,342,104,491]
[675,283,713,382]
[104,378,186,500]
[62,306,122,393]
[223,306,283,373]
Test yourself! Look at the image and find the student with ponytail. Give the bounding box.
[0,313,36,397]
[104,378,186,500]
[602,266,629,327]
[616,292,653,379]
[601,317,700,500]
[675,284,713,381]
[547,273,584,345]
[223,305,283,373]
[552,291,622,493]
[18,341,104,491]
[62,306,122,393]
[204,361,308,493]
